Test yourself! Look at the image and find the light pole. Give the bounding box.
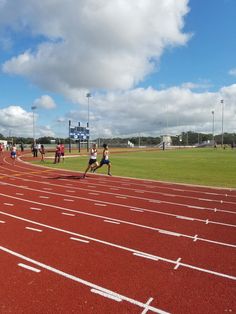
[221,99,224,147]
[211,110,215,144]
[86,92,91,149]
[31,105,37,141]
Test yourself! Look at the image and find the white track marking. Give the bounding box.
[4,203,14,206]
[18,263,41,273]
[0,194,235,249]
[0,211,235,281]
[193,235,198,242]
[29,207,42,211]
[141,298,154,314]
[133,253,159,262]
[176,216,194,221]
[159,230,181,237]
[0,220,5,223]
[25,227,42,232]
[39,196,49,199]
[174,258,182,270]
[104,220,120,225]
[61,212,75,217]
[16,193,24,195]
[1,246,169,314]
[130,209,144,213]
[94,203,107,207]
[70,237,90,243]
[91,289,122,302]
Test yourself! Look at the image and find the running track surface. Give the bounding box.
[0,151,235,314]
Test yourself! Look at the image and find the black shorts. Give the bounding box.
[89,159,97,165]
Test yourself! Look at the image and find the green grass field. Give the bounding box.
[30,147,236,188]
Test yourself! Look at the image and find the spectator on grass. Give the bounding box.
[0,142,4,164]
[31,142,38,157]
[54,142,61,163]
[40,144,45,162]
[60,142,65,162]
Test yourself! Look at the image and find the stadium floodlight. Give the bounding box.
[86,92,91,147]
[221,99,224,147]
[211,110,215,143]
[31,105,37,141]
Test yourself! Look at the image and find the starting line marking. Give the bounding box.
[133,253,159,262]
[25,227,42,232]
[104,220,120,225]
[61,212,75,217]
[18,263,41,273]
[70,237,90,244]
[29,207,42,211]
[91,288,122,302]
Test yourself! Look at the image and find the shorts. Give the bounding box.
[11,152,16,158]
[100,158,110,166]
[89,158,97,165]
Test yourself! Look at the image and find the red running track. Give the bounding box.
[0,151,236,313]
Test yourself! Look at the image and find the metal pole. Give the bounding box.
[221,99,224,147]
[86,93,91,151]
[211,110,214,143]
[31,105,37,141]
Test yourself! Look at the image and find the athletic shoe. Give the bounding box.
[108,172,112,176]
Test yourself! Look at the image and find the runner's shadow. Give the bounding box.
[49,175,82,180]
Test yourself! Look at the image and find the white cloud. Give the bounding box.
[1,0,190,96]
[33,95,56,109]
[229,68,236,76]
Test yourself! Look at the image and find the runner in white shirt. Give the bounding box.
[82,144,99,178]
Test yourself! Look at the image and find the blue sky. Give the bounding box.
[0,0,235,139]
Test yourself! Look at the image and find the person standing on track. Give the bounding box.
[0,142,4,164]
[10,144,17,165]
[93,143,112,176]
[39,144,45,162]
[82,143,99,178]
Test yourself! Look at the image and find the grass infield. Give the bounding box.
[29,147,236,188]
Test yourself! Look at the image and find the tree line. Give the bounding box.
[1,131,235,146]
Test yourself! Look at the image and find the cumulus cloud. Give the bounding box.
[229,68,236,76]
[33,95,56,109]
[1,0,190,96]
[68,84,236,138]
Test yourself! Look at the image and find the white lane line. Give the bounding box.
[149,200,161,203]
[91,289,122,302]
[174,258,182,270]
[1,209,236,280]
[94,203,107,207]
[141,298,154,314]
[159,230,181,237]
[64,199,74,202]
[66,190,75,193]
[29,207,42,211]
[70,237,90,244]
[4,203,14,206]
[176,216,194,221]
[18,263,41,273]
[133,253,159,262]
[135,190,145,194]
[130,209,144,213]
[0,220,6,223]
[193,235,198,242]
[61,212,75,216]
[1,194,236,249]
[1,246,169,314]
[39,196,49,199]
[115,196,127,199]
[104,220,120,225]
[16,193,24,196]
[25,227,42,232]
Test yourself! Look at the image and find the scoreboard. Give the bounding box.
[69,126,89,140]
